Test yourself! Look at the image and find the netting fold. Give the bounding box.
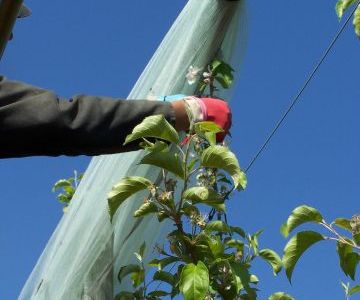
[19,1,247,299]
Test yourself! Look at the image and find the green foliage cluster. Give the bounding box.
[335,0,360,37]
[281,205,360,298]
[52,171,83,212]
[108,114,292,300]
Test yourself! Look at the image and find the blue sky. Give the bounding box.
[1,0,360,299]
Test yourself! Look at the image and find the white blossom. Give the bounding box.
[203,71,212,78]
[186,65,202,85]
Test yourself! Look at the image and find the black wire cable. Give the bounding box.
[209,1,359,226]
[244,1,360,173]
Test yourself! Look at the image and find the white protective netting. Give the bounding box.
[19,1,247,299]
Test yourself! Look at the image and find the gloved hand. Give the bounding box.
[184,96,232,142]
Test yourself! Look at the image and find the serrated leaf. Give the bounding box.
[229,261,253,294]
[194,121,223,134]
[124,115,179,145]
[134,202,158,218]
[207,235,225,258]
[230,226,246,238]
[281,205,323,237]
[336,0,345,19]
[205,220,231,233]
[131,268,145,287]
[215,75,232,89]
[337,241,354,277]
[140,140,169,152]
[201,145,247,190]
[350,284,360,295]
[211,59,234,75]
[153,270,176,286]
[108,176,152,221]
[118,264,141,283]
[354,6,360,36]
[336,0,358,19]
[268,292,295,300]
[179,261,209,300]
[148,256,180,270]
[205,132,216,146]
[354,233,360,246]
[334,218,353,231]
[283,231,325,282]
[52,179,72,192]
[140,151,184,178]
[226,239,244,251]
[183,187,224,211]
[259,249,283,275]
[341,251,359,280]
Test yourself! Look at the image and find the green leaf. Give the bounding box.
[207,235,225,258]
[131,268,145,287]
[211,59,234,76]
[205,220,231,233]
[230,226,246,238]
[345,253,359,280]
[338,246,359,280]
[205,132,216,146]
[118,264,141,283]
[336,0,358,19]
[268,292,295,300]
[108,176,152,221]
[354,6,360,37]
[283,230,325,282]
[194,121,223,134]
[140,140,169,152]
[215,76,231,89]
[183,187,225,211]
[259,249,283,275]
[334,218,353,231]
[337,242,354,278]
[229,262,253,294]
[354,233,360,246]
[153,270,176,286]
[114,291,135,300]
[148,256,180,270]
[248,231,263,256]
[226,239,244,251]
[140,151,184,178]
[52,179,72,192]
[350,285,360,295]
[179,261,209,300]
[134,201,158,218]
[281,205,323,237]
[201,145,247,190]
[124,115,179,145]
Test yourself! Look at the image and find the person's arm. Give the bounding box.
[0,76,179,157]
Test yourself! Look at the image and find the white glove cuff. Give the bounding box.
[183,96,205,123]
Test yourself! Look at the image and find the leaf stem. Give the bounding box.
[321,221,360,249]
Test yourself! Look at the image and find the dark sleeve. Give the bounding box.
[0,76,176,158]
